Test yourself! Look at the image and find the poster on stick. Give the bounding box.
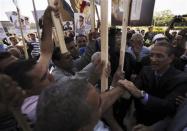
[112,0,155,26]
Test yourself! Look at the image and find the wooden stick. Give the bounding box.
[100,0,109,92]
[52,27,59,47]
[95,4,100,30]
[11,108,32,131]
[90,0,95,32]
[32,0,41,44]
[95,4,100,21]
[48,0,68,54]
[119,0,131,99]
[119,0,131,71]
[16,7,29,59]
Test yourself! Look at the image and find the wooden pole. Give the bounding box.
[16,7,29,59]
[119,0,131,99]
[48,0,68,53]
[11,108,32,131]
[100,0,109,92]
[32,0,41,44]
[95,4,100,30]
[119,0,131,71]
[90,0,95,31]
[52,27,59,47]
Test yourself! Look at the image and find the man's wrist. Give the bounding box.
[134,90,146,99]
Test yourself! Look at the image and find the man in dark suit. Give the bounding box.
[119,41,187,126]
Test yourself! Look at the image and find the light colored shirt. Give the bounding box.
[127,46,150,61]
[21,95,39,123]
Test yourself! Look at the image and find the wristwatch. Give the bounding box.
[139,90,146,99]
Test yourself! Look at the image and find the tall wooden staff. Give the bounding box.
[48,0,68,53]
[119,0,131,98]
[119,0,131,71]
[100,0,109,92]
[32,0,41,44]
[90,0,95,31]
[12,0,29,59]
[11,109,32,131]
[95,4,100,30]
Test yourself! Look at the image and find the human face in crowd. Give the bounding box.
[148,27,153,32]
[9,37,18,46]
[59,52,73,71]
[115,35,121,53]
[30,34,36,41]
[172,35,184,48]
[131,39,143,55]
[79,16,84,26]
[150,45,173,73]
[77,36,87,48]
[66,41,79,58]
[83,83,102,130]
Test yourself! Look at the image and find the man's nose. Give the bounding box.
[150,56,157,62]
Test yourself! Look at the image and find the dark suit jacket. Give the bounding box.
[134,66,187,125]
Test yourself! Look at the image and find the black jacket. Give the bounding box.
[134,66,187,125]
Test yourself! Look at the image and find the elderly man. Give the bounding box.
[127,33,150,62]
[35,69,127,131]
[119,40,187,126]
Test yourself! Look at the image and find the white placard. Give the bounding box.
[0,22,7,39]
[130,0,143,20]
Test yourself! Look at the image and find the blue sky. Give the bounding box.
[0,0,187,22]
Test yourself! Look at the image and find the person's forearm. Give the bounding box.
[100,87,124,114]
[40,17,53,55]
[39,7,54,65]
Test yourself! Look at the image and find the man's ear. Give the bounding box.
[169,54,175,63]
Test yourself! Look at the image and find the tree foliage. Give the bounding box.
[153,10,174,26]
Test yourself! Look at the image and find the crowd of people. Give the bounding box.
[0,2,187,131]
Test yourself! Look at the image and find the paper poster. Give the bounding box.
[63,21,74,31]
[0,22,7,39]
[5,11,30,35]
[112,0,155,26]
[74,13,91,35]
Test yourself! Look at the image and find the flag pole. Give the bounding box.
[13,0,29,59]
[47,0,68,53]
[100,0,109,92]
[119,0,131,71]
[90,0,95,32]
[119,0,131,98]
[32,0,41,44]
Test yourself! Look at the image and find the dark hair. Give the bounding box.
[64,36,74,44]
[35,78,93,131]
[52,47,61,61]
[178,28,187,40]
[0,52,13,72]
[79,15,84,20]
[4,59,36,90]
[0,52,11,60]
[76,34,87,40]
[154,41,175,56]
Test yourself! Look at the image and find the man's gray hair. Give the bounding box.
[35,78,93,131]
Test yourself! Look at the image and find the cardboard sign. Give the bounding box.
[112,0,155,26]
[0,22,7,39]
[5,11,30,35]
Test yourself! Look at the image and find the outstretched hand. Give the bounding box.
[111,65,124,87]
[91,52,111,78]
[132,124,153,131]
[118,79,142,98]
